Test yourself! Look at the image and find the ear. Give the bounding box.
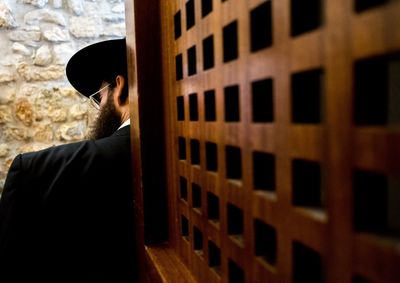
[113,75,127,107]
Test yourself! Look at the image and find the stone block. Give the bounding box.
[42,26,70,42]
[56,121,86,141]
[0,2,17,29]
[24,9,66,26]
[17,63,64,81]
[68,0,84,16]
[69,16,102,38]
[15,98,34,126]
[8,30,41,42]
[12,42,31,56]
[22,0,49,8]
[34,44,53,66]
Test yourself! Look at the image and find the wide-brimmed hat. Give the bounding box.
[66,38,127,97]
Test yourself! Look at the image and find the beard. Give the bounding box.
[87,93,122,140]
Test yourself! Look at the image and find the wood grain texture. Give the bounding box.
[126,0,400,282]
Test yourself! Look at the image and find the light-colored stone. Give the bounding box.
[0,144,9,157]
[4,157,13,170]
[0,105,12,124]
[0,68,16,83]
[3,126,30,141]
[69,16,102,38]
[23,25,41,32]
[12,42,31,56]
[33,86,62,107]
[68,0,84,16]
[8,30,41,41]
[15,98,34,126]
[0,54,25,67]
[56,121,85,141]
[42,26,70,42]
[102,22,125,37]
[34,44,53,66]
[0,87,16,104]
[60,87,79,98]
[53,43,74,65]
[33,124,54,142]
[0,2,17,29]
[111,3,124,13]
[17,63,64,81]
[23,0,49,8]
[102,14,124,23]
[48,106,67,122]
[19,84,41,97]
[70,103,87,120]
[24,9,66,26]
[52,0,63,9]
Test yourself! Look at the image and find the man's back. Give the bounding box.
[0,126,136,282]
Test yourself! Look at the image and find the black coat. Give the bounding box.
[0,126,137,283]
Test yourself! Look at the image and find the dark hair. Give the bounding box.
[103,74,129,103]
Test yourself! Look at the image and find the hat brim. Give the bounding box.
[66,38,127,97]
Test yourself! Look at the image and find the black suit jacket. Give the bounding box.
[0,126,137,283]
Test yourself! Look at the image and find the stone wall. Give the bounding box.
[0,0,126,193]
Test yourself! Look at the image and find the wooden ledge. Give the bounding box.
[144,244,197,283]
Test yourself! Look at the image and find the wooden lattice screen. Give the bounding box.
[125,0,400,282]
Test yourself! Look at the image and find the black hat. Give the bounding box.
[66,38,127,97]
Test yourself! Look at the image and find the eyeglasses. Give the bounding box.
[88,83,111,110]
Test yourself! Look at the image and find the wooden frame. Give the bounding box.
[126,0,400,282]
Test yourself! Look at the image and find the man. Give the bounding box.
[0,38,137,282]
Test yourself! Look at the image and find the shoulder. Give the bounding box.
[20,127,130,170]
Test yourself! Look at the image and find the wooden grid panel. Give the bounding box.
[159,0,400,282]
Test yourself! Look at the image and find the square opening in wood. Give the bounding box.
[225,146,242,180]
[250,0,273,52]
[175,54,183,80]
[178,136,186,160]
[227,203,243,236]
[206,142,218,172]
[193,226,203,253]
[190,139,200,165]
[177,96,184,121]
[186,0,195,30]
[354,54,400,125]
[207,192,220,221]
[292,159,323,208]
[203,35,214,70]
[353,170,400,235]
[224,85,240,122]
[187,45,197,76]
[223,21,238,62]
[204,89,216,121]
[293,241,324,283]
[291,68,323,124]
[192,182,202,209]
[208,240,221,270]
[252,78,274,122]
[353,275,371,283]
[189,93,199,121]
[255,219,277,265]
[179,176,188,201]
[291,0,322,36]
[181,215,189,237]
[253,151,275,191]
[201,0,213,18]
[228,259,244,283]
[174,10,181,39]
[354,0,389,13]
